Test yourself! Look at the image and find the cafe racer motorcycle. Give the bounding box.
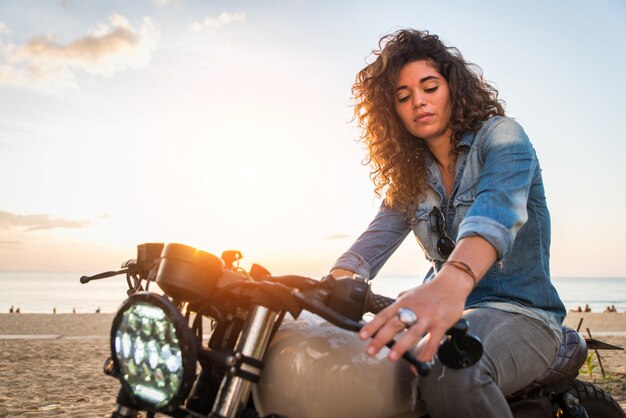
[80,243,625,418]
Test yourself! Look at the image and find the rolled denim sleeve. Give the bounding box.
[457,118,536,259]
[332,204,411,278]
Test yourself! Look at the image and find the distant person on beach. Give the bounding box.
[95,306,101,313]
[15,307,20,314]
[330,29,565,417]
[584,304,592,312]
[53,307,56,314]
[9,305,14,313]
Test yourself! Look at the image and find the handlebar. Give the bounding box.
[80,268,131,284]
[81,244,482,373]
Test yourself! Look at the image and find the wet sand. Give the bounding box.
[0,313,624,417]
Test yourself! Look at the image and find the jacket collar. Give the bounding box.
[457,130,475,149]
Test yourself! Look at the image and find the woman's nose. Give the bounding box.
[412,93,426,109]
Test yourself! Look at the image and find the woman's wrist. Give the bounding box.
[439,236,495,292]
[437,262,475,294]
[443,260,478,288]
[330,268,355,279]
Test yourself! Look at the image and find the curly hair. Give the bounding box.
[353,29,505,214]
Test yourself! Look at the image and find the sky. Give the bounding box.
[0,0,624,278]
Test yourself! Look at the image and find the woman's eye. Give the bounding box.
[424,86,438,93]
[398,96,410,103]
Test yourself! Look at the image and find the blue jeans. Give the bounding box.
[413,308,560,417]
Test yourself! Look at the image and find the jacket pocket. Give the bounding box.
[452,184,477,237]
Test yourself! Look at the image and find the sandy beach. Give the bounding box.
[0,313,624,417]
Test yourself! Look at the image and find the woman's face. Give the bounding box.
[394,60,452,144]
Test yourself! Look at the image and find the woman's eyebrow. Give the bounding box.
[419,75,439,83]
[396,75,440,92]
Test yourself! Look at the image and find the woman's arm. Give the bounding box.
[457,118,537,259]
[360,118,537,362]
[331,203,411,279]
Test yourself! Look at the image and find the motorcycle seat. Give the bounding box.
[509,326,587,397]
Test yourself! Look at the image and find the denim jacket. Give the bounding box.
[333,116,566,333]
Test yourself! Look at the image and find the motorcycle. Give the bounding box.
[81,242,625,418]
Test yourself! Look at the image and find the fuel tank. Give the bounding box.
[252,313,423,418]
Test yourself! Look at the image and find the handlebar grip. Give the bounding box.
[367,293,395,314]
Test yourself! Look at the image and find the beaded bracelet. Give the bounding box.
[443,260,478,288]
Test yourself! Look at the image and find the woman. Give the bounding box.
[331,29,565,417]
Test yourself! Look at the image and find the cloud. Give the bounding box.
[325,234,350,240]
[0,210,90,231]
[189,12,246,32]
[0,14,160,89]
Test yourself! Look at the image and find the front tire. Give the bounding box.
[566,380,625,418]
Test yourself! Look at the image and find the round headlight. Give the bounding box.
[110,292,197,412]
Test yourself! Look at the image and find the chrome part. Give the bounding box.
[352,274,368,282]
[113,404,140,417]
[211,305,278,418]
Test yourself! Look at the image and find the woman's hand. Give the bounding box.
[360,270,472,362]
[360,236,496,362]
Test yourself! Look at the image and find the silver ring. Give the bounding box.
[397,307,418,328]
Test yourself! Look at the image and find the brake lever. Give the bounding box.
[80,268,131,284]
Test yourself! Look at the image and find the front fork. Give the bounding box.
[210,304,279,418]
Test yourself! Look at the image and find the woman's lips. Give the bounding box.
[414,113,434,123]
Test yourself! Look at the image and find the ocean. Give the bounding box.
[0,271,625,314]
